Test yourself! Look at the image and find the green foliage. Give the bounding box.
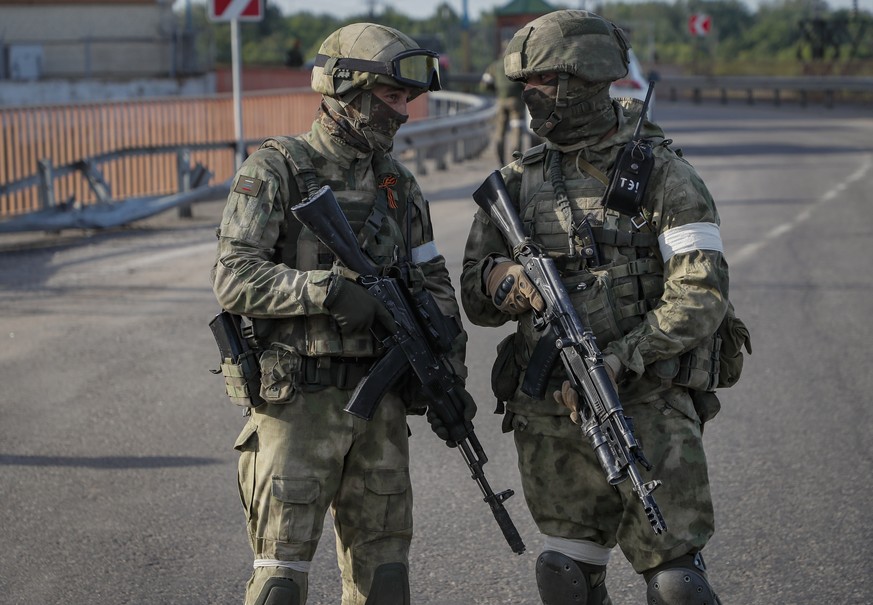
[185,0,873,77]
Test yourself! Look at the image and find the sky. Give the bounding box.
[186,0,873,22]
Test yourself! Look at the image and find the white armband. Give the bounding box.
[411,240,440,264]
[658,222,723,262]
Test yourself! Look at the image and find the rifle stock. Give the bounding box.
[472,171,668,535]
[290,185,526,554]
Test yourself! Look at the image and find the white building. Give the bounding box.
[0,0,213,106]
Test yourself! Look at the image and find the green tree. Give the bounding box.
[186,0,873,77]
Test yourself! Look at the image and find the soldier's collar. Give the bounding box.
[309,120,373,164]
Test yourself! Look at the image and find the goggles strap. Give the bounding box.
[315,52,438,89]
[315,54,391,78]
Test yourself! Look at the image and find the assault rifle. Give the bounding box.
[472,171,667,535]
[291,186,526,555]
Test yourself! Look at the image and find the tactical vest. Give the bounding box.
[259,135,414,359]
[515,144,664,367]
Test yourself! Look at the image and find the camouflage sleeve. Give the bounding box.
[211,148,333,319]
[404,176,469,380]
[459,165,522,328]
[604,154,730,375]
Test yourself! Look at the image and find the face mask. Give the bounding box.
[319,92,409,152]
[523,77,616,146]
[522,87,555,128]
[318,98,371,151]
[345,92,409,152]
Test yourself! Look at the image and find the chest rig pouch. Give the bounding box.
[514,146,664,378]
[267,136,414,360]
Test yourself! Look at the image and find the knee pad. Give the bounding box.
[365,562,409,605]
[535,550,609,605]
[253,577,301,605]
[645,553,719,605]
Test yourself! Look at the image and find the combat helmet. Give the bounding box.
[503,10,630,84]
[312,23,441,100]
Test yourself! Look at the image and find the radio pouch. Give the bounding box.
[601,80,656,220]
[602,139,655,217]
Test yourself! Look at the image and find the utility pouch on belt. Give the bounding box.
[674,303,752,393]
[209,311,265,408]
[673,333,722,393]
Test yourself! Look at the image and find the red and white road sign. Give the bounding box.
[209,0,264,22]
[688,13,712,36]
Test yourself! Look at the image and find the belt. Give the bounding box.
[300,356,374,390]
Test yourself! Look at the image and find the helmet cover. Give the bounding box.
[312,23,439,99]
[504,10,630,84]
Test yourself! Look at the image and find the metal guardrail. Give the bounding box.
[0,91,496,234]
[658,75,873,107]
[397,91,495,173]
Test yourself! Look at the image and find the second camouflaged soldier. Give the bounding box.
[212,23,473,605]
[480,42,526,165]
[461,10,750,605]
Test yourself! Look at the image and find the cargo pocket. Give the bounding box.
[259,343,302,404]
[362,468,411,532]
[234,421,259,520]
[271,477,320,543]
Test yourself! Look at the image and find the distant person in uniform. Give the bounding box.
[285,38,304,68]
[480,41,526,165]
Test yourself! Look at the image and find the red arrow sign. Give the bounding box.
[688,13,712,36]
[209,0,263,22]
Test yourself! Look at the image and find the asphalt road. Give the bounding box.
[1,100,872,604]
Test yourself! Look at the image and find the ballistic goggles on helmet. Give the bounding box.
[314,49,441,91]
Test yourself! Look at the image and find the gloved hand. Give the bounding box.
[426,381,478,446]
[485,261,545,314]
[553,355,622,425]
[553,380,583,425]
[323,277,395,335]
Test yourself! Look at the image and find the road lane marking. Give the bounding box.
[730,154,872,265]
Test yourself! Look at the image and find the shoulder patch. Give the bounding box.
[233,176,263,197]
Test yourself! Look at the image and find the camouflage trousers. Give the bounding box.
[511,386,715,573]
[234,386,412,605]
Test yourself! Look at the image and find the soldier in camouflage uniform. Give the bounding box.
[211,23,473,605]
[480,43,526,165]
[461,10,748,605]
